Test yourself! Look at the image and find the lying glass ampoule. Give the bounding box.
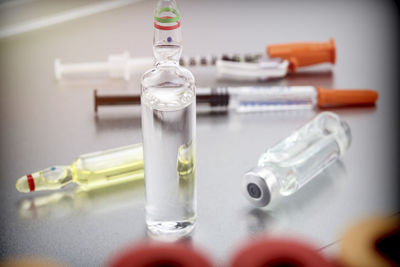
[16,144,144,193]
[18,172,145,220]
[15,142,194,194]
[243,112,351,207]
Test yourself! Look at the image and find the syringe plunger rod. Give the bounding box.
[54,52,263,81]
[54,52,153,81]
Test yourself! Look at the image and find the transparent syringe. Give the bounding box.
[197,86,378,112]
[55,39,336,81]
[16,144,144,193]
[94,86,378,113]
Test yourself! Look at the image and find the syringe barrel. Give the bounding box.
[243,112,351,207]
[54,53,153,80]
[62,62,109,72]
[55,59,110,80]
[196,86,317,113]
[229,86,318,112]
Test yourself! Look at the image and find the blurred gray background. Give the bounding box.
[0,0,399,266]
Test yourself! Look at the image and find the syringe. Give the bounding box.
[16,144,144,193]
[54,52,258,81]
[94,86,378,113]
[54,39,336,81]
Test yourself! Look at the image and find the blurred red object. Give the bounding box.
[230,237,335,267]
[108,242,214,267]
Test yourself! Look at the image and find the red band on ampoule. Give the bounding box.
[27,174,35,192]
[154,16,180,30]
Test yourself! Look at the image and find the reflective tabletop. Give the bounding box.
[0,0,398,266]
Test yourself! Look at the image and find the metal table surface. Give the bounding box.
[0,0,399,266]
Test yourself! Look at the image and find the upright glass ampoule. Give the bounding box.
[243,112,351,207]
[141,0,196,236]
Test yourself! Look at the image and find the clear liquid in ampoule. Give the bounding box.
[142,0,196,236]
[141,87,196,235]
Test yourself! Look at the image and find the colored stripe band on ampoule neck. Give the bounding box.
[154,17,180,30]
[27,174,35,192]
[154,8,180,23]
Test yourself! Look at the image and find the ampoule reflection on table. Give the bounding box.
[18,176,145,220]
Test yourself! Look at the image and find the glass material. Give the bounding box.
[243,112,351,206]
[16,144,144,192]
[141,0,196,236]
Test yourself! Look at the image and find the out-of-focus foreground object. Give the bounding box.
[108,242,214,267]
[230,237,334,267]
[0,257,65,267]
[339,216,400,267]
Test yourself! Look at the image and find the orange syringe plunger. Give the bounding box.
[317,87,378,108]
[267,38,336,72]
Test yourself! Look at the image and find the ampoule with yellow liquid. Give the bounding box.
[16,142,194,193]
[16,143,144,193]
